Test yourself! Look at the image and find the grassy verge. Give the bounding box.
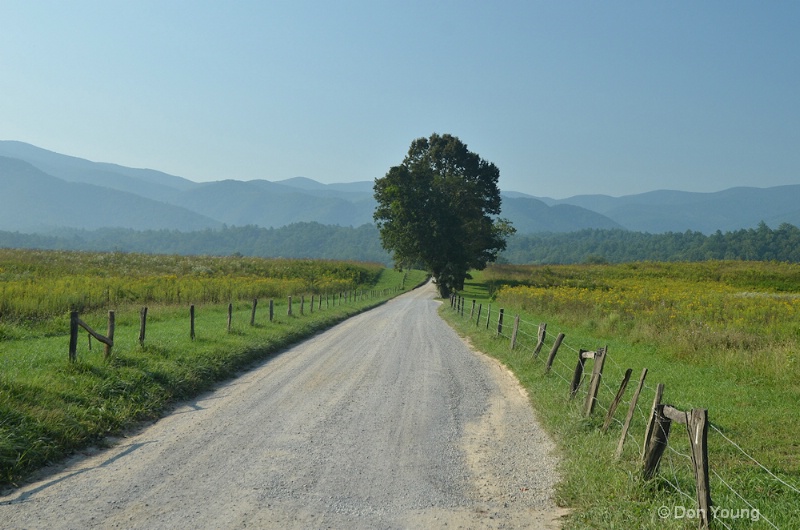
[440,270,798,529]
[0,268,427,488]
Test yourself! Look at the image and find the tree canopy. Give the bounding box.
[373,133,514,297]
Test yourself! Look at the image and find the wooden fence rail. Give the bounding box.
[69,310,115,362]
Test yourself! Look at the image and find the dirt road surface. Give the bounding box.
[1,281,564,529]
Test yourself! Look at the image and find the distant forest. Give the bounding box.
[0,223,392,264]
[501,222,800,264]
[1,221,799,265]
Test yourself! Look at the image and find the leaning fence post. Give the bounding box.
[615,368,648,459]
[69,311,79,362]
[250,298,258,326]
[533,323,547,358]
[643,383,665,460]
[603,368,633,432]
[227,303,233,333]
[545,332,565,373]
[570,349,590,398]
[510,315,520,350]
[486,304,491,330]
[139,306,148,347]
[643,404,672,480]
[583,346,607,416]
[475,303,482,327]
[269,299,274,322]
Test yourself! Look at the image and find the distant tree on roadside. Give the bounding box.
[373,133,515,297]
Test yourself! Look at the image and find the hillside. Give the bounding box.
[1,140,797,235]
[0,156,220,232]
[545,186,800,233]
[500,197,623,232]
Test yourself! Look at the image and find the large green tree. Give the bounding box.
[373,133,514,297]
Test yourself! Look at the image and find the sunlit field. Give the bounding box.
[0,248,424,486]
[443,261,800,529]
[488,261,800,382]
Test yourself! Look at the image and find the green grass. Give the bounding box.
[441,269,799,529]
[0,267,427,488]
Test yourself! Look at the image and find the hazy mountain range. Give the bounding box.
[1,140,797,235]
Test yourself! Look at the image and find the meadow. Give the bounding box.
[0,249,425,486]
[442,261,799,529]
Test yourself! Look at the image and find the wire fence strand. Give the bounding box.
[447,298,794,529]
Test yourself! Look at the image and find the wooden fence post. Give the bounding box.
[69,311,79,362]
[643,383,665,460]
[583,346,607,416]
[68,311,114,361]
[615,368,648,459]
[510,315,520,350]
[688,408,712,528]
[545,332,565,373]
[569,349,591,398]
[250,298,257,326]
[103,311,115,360]
[533,323,547,358]
[643,404,672,480]
[300,295,305,316]
[470,299,476,319]
[287,296,293,316]
[475,304,482,327]
[227,303,233,333]
[190,304,195,340]
[310,295,314,313]
[486,304,491,330]
[603,368,632,432]
[139,306,148,347]
[269,299,274,322]
[496,308,505,336]
[656,405,713,528]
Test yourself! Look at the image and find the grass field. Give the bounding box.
[0,249,427,487]
[442,261,799,529]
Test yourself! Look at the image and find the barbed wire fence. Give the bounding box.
[449,294,798,529]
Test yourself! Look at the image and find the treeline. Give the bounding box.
[501,222,800,264]
[2,221,800,265]
[0,222,391,264]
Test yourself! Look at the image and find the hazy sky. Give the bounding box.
[2,1,798,199]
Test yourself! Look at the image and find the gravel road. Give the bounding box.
[1,281,564,529]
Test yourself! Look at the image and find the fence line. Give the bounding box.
[69,287,404,362]
[449,294,795,529]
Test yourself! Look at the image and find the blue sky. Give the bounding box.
[1,1,798,199]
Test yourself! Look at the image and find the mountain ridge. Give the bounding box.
[1,140,797,235]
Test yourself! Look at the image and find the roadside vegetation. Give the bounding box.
[442,261,799,529]
[0,248,426,487]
